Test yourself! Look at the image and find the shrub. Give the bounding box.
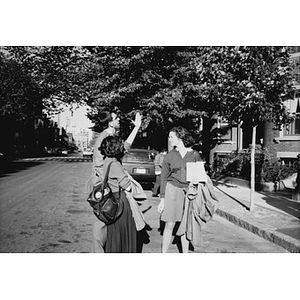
[211,147,297,183]
[262,160,297,182]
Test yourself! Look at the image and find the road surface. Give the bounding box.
[0,158,288,253]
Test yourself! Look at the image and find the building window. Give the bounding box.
[282,92,300,136]
[217,117,232,141]
[220,126,232,141]
[283,98,300,135]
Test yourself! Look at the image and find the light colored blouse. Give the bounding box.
[92,129,131,183]
[103,157,131,193]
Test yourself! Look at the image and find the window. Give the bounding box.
[217,117,232,141]
[220,126,232,141]
[123,151,156,162]
[283,93,300,135]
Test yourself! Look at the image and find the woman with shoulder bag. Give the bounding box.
[87,110,142,253]
[100,135,137,252]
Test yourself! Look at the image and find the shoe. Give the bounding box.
[144,223,152,231]
[152,194,159,197]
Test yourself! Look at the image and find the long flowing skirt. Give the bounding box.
[105,190,137,253]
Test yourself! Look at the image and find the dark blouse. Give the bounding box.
[160,149,201,197]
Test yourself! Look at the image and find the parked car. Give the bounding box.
[122,148,158,186]
[82,147,93,157]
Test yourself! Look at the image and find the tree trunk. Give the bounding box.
[249,125,257,211]
[201,116,214,170]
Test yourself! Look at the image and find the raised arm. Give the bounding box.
[124,112,142,149]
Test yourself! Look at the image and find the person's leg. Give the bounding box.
[181,234,189,253]
[152,174,161,196]
[157,174,161,195]
[92,220,107,253]
[162,221,175,253]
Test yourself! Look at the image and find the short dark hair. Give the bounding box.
[170,126,195,147]
[97,111,113,130]
[100,136,125,160]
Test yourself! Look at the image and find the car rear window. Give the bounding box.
[123,151,156,162]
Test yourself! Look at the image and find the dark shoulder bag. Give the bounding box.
[87,161,124,225]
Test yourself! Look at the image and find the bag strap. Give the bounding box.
[103,161,114,185]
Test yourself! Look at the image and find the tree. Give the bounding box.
[216,46,294,210]
[82,47,257,158]
[82,46,294,212]
[0,46,91,156]
[2,46,90,116]
[83,46,220,150]
[1,46,294,174]
[0,51,42,120]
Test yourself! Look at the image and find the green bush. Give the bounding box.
[262,161,297,182]
[211,147,297,183]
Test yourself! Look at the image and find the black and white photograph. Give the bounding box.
[2,45,299,254]
[1,1,299,300]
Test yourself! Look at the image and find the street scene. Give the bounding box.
[2,6,300,300]
[0,156,296,253]
[1,46,300,255]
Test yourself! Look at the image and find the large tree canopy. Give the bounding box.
[185,46,295,161]
[0,51,42,121]
[1,46,90,116]
[83,46,204,147]
[217,46,294,127]
[1,46,295,159]
[82,46,295,159]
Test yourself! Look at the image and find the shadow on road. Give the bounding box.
[0,161,45,178]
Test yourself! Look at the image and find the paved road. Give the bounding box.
[142,196,288,253]
[0,159,288,253]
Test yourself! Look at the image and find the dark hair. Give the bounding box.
[100,136,125,160]
[170,126,195,147]
[97,111,113,130]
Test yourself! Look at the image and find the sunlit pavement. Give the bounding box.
[0,160,291,253]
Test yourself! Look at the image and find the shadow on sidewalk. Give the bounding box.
[214,182,250,211]
[260,191,300,219]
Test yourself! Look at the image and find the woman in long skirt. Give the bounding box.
[100,136,137,252]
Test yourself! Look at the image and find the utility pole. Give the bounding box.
[249,125,257,211]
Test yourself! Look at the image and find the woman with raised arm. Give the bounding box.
[86,110,142,253]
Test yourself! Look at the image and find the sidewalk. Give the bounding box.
[213,180,300,253]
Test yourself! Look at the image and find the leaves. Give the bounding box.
[0,46,295,156]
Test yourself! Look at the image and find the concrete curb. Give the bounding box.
[215,208,300,253]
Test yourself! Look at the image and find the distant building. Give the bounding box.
[73,129,91,151]
[51,105,93,151]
